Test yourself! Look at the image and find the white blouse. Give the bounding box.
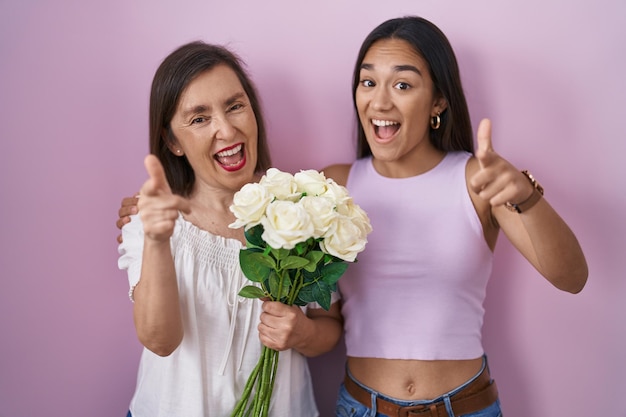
[119,214,318,417]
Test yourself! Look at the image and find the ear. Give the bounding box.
[163,128,184,156]
[432,95,448,116]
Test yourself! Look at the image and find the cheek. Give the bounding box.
[355,93,367,116]
[243,112,259,139]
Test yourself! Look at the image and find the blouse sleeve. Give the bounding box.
[117,214,144,290]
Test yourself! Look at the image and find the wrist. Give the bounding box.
[505,170,544,213]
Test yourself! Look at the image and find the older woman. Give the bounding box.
[118,41,341,417]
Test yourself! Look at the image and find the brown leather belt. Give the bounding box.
[343,365,498,417]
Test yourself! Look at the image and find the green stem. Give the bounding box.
[287,269,304,305]
[230,353,263,417]
[254,347,279,417]
[263,350,280,417]
[276,267,285,301]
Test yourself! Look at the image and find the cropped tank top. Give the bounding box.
[339,152,493,360]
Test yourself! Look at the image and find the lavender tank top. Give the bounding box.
[339,152,493,360]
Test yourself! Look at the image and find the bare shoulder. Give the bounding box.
[464,154,480,176]
[321,163,352,187]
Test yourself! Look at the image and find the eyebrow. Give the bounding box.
[360,63,422,76]
[181,105,210,120]
[180,91,247,119]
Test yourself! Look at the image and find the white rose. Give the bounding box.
[261,200,315,249]
[322,178,351,206]
[294,170,328,196]
[229,182,272,229]
[320,214,369,262]
[337,200,373,236]
[300,195,337,238]
[259,168,300,201]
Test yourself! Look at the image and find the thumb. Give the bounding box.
[143,154,172,196]
[475,118,493,169]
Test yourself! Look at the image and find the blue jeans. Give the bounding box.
[126,412,131,417]
[335,357,502,417]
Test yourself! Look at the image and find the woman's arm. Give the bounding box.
[493,195,588,293]
[132,155,191,356]
[468,119,588,293]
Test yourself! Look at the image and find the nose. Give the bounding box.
[370,86,392,111]
[214,115,236,141]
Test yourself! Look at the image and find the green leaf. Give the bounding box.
[294,241,307,256]
[238,285,266,299]
[295,280,334,311]
[292,298,308,307]
[311,284,332,311]
[303,251,324,272]
[301,267,321,282]
[294,238,316,255]
[320,262,348,285]
[296,284,316,303]
[242,250,276,269]
[239,251,272,282]
[268,271,290,300]
[281,255,309,270]
[269,247,290,260]
[244,224,266,248]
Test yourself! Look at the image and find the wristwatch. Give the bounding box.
[504,170,544,213]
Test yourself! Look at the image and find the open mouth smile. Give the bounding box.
[372,119,400,140]
[214,143,246,172]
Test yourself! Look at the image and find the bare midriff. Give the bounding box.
[347,356,483,400]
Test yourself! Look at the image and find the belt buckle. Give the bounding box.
[397,404,435,417]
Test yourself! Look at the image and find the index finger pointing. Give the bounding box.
[143,154,172,195]
[476,118,493,169]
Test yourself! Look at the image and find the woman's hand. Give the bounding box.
[468,119,534,207]
[138,155,190,242]
[258,301,343,357]
[116,196,139,243]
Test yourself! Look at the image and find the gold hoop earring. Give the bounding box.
[430,113,441,130]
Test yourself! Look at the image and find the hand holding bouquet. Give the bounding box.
[229,168,371,417]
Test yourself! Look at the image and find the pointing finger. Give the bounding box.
[140,154,191,215]
[476,118,493,169]
[142,154,171,196]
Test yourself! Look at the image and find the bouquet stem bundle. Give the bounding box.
[231,345,279,417]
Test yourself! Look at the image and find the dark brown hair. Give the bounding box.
[149,41,271,196]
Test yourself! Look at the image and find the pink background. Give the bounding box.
[1,1,624,416]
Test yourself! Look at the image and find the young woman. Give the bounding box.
[323,16,587,417]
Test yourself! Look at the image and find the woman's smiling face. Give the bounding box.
[355,38,447,172]
[168,64,259,193]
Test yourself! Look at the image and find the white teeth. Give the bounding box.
[216,144,242,157]
[372,119,398,127]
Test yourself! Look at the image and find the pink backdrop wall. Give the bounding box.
[1,1,624,416]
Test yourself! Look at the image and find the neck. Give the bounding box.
[185,187,244,243]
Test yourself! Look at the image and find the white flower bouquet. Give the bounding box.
[228,167,371,417]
